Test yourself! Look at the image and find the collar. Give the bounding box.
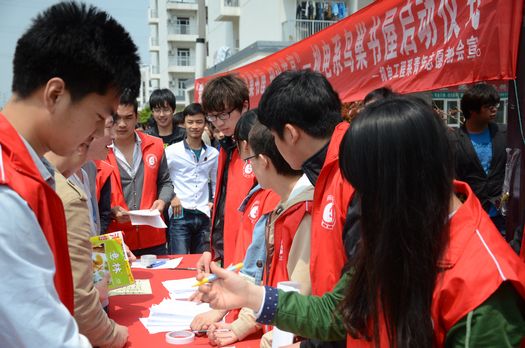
[20,137,55,188]
[110,131,142,149]
[183,138,207,151]
[238,184,262,213]
[301,142,329,186]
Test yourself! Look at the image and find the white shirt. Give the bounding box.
[165,140,219,217]
[110,132,142,178]
[0,139,91,347]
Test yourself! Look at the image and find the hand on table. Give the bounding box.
[198,262,264,312]
[190,309,228,331]
[207,322,238,347]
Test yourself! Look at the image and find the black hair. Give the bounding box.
[202,74,249,113]
[258,69,342,139]
[119,89,138,114]
[249,122,302,177]
[234,109,258,142]
[183,103,204,118]
[363,87,396,106]
[12,2,140,101]
[149,88,176,111]
[460,83,500,119]
[339,97,454,347]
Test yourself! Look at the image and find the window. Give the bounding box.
[178,79,188,91]
[177,48,190,66]
[176,17,190,34]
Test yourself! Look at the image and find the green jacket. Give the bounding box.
[271,274,525,346]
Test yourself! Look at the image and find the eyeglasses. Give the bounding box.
[242,154,258,164]
[206,108,236,122]
[483,103,500,111]
[152,107,173,114]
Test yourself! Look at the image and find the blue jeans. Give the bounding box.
[168,209,209,254]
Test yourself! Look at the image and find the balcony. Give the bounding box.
[150,37,159,48]
[282,19,337,42]
[216,0,240,22]
[148,8,159,22]
[167,0,198,11]
[167,23,198,42]
[168,55,195,73]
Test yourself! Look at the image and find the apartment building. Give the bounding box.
[143,0,374,108]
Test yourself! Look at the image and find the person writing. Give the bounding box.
[197,97,525,347]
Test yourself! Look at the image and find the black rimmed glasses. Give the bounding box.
[482,103,500,111]
[206,108,236,122]
[242,154,258,164]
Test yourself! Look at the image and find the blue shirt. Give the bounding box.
[469,127,498,216]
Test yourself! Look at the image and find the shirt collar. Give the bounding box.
[183,138,207,151]
[20,137,55,188]
[301,142,329,186]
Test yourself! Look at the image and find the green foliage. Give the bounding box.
[138,105,152,124]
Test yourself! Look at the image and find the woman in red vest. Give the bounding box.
[197,96,525,347]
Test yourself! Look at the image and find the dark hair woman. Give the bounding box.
[196,96,525,348]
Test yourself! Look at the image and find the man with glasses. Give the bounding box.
[450,83,507,234]
[145,88,185,147]
[197,74,256,270]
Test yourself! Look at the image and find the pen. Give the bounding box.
[171,267,198,271]
[192,262,243,287]
[192,329,231,334]
[147,260,166,268]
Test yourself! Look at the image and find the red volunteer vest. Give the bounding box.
[94,159,113,201]
[346,181,525,347]
[106,132,166,250]
[0,113,74,314]
[311,122,355,296]
[231,188,280,265]
[210,146,256,266]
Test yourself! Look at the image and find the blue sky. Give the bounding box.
[0,0,149,107]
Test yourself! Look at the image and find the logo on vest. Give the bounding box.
[243,161,254,178]
[146,154,158,168]
[248,201,260,223]
[321,195,335,230]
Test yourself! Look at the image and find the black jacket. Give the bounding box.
[448,122,507,212]
[144,117,186,146]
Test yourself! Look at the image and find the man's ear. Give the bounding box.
[258,154,270,169]
[43,78,67,112]
[283,123,301,145]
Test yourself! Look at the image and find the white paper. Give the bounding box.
[272,282,301,348]
[131,257,183,270]
[128,209,167,228]
[139,299,211,334]
[162,277,197,300]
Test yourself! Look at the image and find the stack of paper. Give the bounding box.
[128,209,167,228]
[140,299,211,334]
[131,257,183,270]
[162,277,197,300]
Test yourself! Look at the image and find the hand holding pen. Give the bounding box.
[192,262,243,287]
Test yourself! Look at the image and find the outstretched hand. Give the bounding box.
[198,262,264,312]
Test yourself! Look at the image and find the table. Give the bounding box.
[110,254,261,347]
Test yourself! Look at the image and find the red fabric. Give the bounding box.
[195,0,524,105]
[0,113,74,314]
[310,122,355,296]
[266,201,312,288]
[210,146,256,266]
[346,181,525,347]
[106,132,166,250]
[231,188,280,265]
[94,159,113,201]
[109,254,261,347]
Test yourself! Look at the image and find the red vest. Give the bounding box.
[346,181,525,347]
[210,146,256,266]
[94,159,113,201]
[0,113,74,314]
[106,132,166,250]
[266,200,312,288]
[231,188,280,265]
[311,122,355,296]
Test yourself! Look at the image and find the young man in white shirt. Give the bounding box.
[166,103,219,254]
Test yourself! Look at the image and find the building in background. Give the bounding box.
[142,0,374,108]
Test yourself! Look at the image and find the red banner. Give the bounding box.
[195,0,523,105]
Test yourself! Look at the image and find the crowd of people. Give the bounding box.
[1,2,524,348]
